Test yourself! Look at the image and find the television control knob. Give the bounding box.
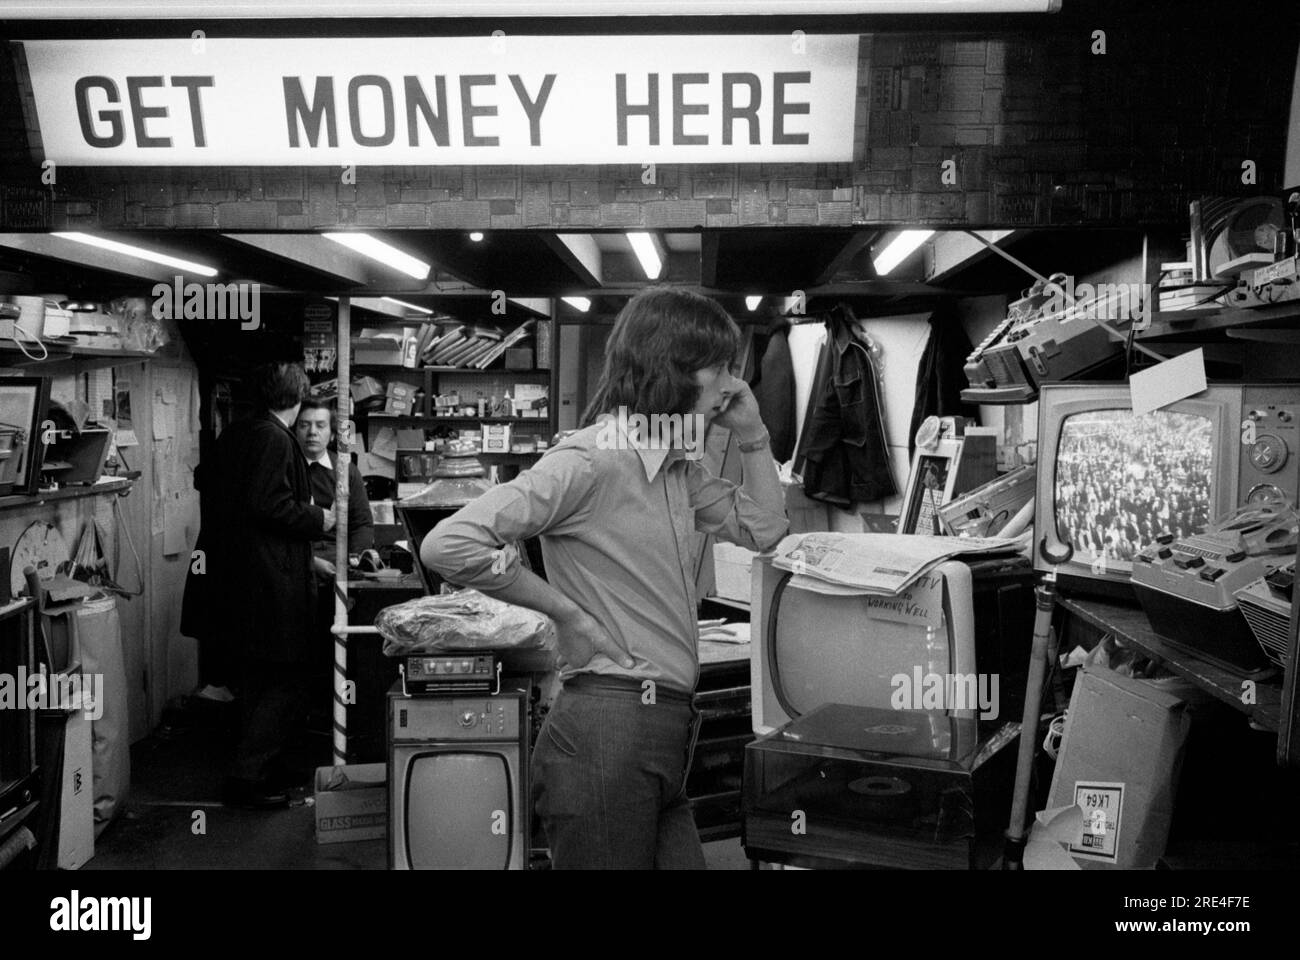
[1279,410,1293,422]
[459,710,477,727]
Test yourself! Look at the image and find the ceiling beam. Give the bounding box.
[543,234,603,288]
[0,233,180,283]
[813,230,877,285]
[224,234,373,286]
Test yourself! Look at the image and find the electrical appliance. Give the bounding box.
[897,416,997,535]
[388,680,529,870]
[749,554,1035,736]
[1035,382,1300,599]
[961,274,1136,405]
[741,703,1019,870]
[938,463,1037,538]
[1236,560,1295,668]
[399,653,498,696]
[1131,499,1298,674]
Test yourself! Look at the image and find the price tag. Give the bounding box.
[1069,781,1123,862]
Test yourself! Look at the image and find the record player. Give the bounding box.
[741,703,1019,870]
[1131,499,1299,674]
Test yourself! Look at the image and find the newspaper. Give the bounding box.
[771,532,1022,596]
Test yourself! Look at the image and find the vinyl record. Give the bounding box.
[847,775,917,821]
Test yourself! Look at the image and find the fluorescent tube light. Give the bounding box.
[626,232,663,280]
[324,233,430,280]
[51,232,218,277]
[469,232,485,242]
[381,297,433,315]
[873,229,935,276]
[562,296,592,312]
[745,295,762,311]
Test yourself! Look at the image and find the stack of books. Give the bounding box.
[1158,262,1227,313]
[422,319,536,369]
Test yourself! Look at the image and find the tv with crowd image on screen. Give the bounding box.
[1034,382,1300,599]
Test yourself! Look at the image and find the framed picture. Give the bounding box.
[0,377,51,496]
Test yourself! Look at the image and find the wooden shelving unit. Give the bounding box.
[1138,300,1300,342]
[0,477,133,512]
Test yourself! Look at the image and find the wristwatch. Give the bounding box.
[736,430,771,453]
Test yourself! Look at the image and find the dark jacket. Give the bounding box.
[750,321,796,463]
[908,304,979,456]
[211,414,326,663]
[798,307,896,506]
[305,457,374,559]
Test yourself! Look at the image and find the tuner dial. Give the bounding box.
[1248,434,1288,473]
[458,710,478,728]
[1246,483,1287,505]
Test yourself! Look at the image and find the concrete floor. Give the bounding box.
[83,698,752,871]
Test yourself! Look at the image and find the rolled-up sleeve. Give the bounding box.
[686,460,789,552]
[420,446,596,590]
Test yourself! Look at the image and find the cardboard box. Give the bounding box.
[353,340,403,365]
[384,396,414,416]
[1046,667,1191,869]
[58,704,95,869]
[314,763,388,844]
[481,423,512,453]
[350,376,386,404]
[386,381,416,400]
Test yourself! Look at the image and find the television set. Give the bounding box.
[749,554,1034,736]
[1034,382,1300,598]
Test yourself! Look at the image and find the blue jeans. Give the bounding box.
[532,675,706,870]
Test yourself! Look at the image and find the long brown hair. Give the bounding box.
[580,288,740,426]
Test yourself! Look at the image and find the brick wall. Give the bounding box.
[1,23,1294,231]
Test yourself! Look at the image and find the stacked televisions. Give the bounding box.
[1034,381,1300,671]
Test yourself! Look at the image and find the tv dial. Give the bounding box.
[1246,483,1288,505]
[1248,434,1288,473]
[458,710,478,728]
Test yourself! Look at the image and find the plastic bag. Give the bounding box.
[376,588,556,657]
[111,297,170,353]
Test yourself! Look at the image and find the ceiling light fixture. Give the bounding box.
[323,233,431,280]
[469,231,485,242]
[872,229,935,277]
[381,297,433,315]
[562,296,591,312]
[626,232,663,280]
[51,231,218,277]
[745,295,762,311]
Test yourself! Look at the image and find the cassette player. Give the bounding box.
[1132,499,1299,674]
[400,653,499,696]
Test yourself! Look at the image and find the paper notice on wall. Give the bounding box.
[153,387,175,440]
[163,493,186,556]
[151,448,166,535]
[114,380,137,447]
[1129,348,1207,417]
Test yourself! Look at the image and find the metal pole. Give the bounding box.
[1003,572,1059,868]
[332,295,351,767]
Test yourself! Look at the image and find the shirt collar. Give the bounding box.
[595,414,681,483]
[305,450,333,472]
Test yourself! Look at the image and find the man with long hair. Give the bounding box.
[422,288,787,869]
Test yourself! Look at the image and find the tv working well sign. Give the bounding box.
[21,35,860,166]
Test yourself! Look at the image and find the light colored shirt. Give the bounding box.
[423,420,788,694]
[305,450,333,472]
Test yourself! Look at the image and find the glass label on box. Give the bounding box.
[1069,781,1123,861]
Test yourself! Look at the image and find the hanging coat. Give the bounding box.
[798,306,896,506]
[749,320,796,463]
[908,303,980,455]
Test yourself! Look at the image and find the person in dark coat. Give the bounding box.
[217,362,334,808]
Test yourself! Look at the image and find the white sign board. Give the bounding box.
[22,35,860,166]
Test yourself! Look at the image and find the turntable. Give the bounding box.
[741,703,1019,870]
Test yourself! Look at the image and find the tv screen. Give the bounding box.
[1053,408,1215,569]
[404,752,512,870]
